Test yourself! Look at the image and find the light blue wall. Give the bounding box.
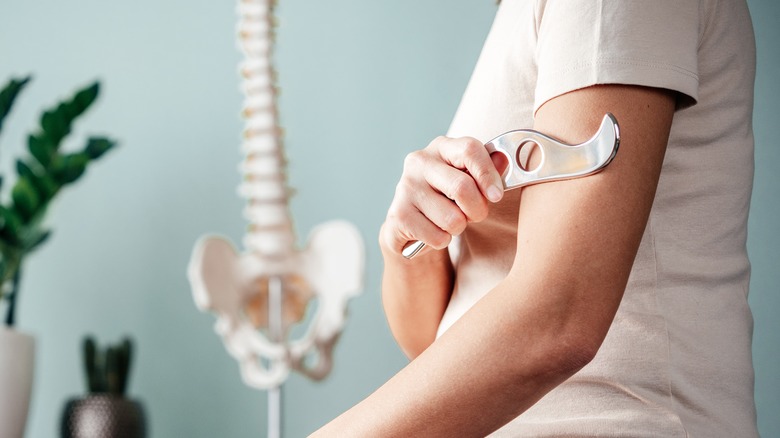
[746,1,780,437]
[0,1,776,437]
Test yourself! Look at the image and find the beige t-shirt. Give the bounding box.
[436,1,757,436]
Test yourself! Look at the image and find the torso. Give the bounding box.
[437,1,758,436]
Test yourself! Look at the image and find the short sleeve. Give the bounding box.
[533,0,700,114]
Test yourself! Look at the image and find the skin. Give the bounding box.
[312,84,676,436]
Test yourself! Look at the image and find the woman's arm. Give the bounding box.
[314,84,675,437]
[380,234,454,359]
[380,136,505,358]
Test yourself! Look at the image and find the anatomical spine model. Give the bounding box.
[188,0,364,390]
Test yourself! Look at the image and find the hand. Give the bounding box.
[381,136,507,257]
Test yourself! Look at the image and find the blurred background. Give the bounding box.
[0,0,777,436]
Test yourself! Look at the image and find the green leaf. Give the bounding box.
[0,76,32,133]
[72,82,99,115]
[15,160,40,197]
[116,338,132,396]
[83,336,101,393]
[38,174,59,200]
[12,177,40,221]
[106,346,120,394]
[84,137,116,159]
[23,229,51,252]
[16,159,38,179]
[37,81,101,150]
[60,100,79,119]
[40,109,69,146]
[55,153,89,184]
[27,134,54,167]
[0,206,23,245]
[16,159,57,202]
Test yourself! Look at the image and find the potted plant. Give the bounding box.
[0,76,117,438]
[61,337,146,438]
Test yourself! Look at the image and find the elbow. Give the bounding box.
[547,336,600,376]
[497,278,620,380]
[520,329,604,382]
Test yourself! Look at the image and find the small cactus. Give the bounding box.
[82,336,134,396]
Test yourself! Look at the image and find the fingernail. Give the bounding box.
[487,185,502,203]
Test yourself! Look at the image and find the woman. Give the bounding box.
[315,1,758,436]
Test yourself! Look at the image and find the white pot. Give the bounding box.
[0,327,35,438]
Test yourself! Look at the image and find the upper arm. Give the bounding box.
[313,86,679,438]
[508,84,675,355]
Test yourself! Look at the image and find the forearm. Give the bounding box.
[315,272,593,437]
[380,224,454,359]
[377,132,503,358]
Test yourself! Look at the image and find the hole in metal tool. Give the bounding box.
[517,141,542,172]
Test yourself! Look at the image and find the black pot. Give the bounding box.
[60,394,146,438]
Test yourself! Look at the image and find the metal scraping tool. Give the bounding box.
[402,113,620,259]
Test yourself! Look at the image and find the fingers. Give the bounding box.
[423,160,489,223]
[414,181,469,236]
[404,147,490,224]
[434,136,504,203]
[384,205,452,252]
[382,135,505,256]
[388,158,468,249]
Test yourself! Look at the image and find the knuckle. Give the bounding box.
[448,175,475,200]
[385,204,402,222]
[386,192,412,220]
[461,138,484,157]
[387,201,413,225]
[392,181,410,202]
[442,211,467,235]
[403,151,421,169]
[430,135,448,147]
[473,169,492,187]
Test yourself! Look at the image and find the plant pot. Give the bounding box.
[60,394,146,438]
[0,327,36,438]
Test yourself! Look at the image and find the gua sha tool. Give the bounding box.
[187,1,364,436]
[402,114,620,259]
